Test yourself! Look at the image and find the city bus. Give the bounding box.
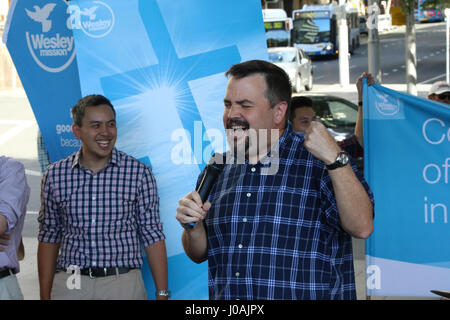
[291,4,360,57]
[263,9,293,47]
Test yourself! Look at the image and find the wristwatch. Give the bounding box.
[155,289,171,298]
[326,151,349,170]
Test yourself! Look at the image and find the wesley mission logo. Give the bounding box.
[375,93,401,116]
[68,1,115,38]
[25,0,76,73]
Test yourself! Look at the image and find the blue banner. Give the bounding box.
[70,0,267,299]
[3,0,82,163]
[364,83,450,296]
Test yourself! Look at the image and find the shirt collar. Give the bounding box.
[72,147,121,170]
[256,123,292,165]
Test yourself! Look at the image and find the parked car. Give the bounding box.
[301,94,363,168]
[268,47,313,93]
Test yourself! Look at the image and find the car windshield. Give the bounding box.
[314,99,357,127]
[268,50,297,63]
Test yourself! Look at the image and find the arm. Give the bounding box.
[305,121,373,239]
[144,240,169,300]
[0,158,30,235]
[137,167,169,299]
[0,215,7,235]
[37,242,60,300]
[355,72,375,147]
[0,218,9,255]
[176,191,209,264]
[37,168,62,300]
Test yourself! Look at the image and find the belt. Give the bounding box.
[64,267,135,279]
[0,268,16,280]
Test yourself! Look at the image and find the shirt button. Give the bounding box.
[242,218,247,222]
[92,262,97,266]
[92,219,96,225]
[251,167,256,172]
[92,196,96,201]
[238,244,243,249]
[235,272,240,277]
[246,193,251,198]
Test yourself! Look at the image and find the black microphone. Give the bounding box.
[184,154,225,229]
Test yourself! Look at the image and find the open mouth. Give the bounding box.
[227,119,249,131]
[226,119,250,140]
[96,139,112,149]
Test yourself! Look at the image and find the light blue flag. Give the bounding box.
[364,82,450,296]
[3,0,82,163]
[70,0,268,299]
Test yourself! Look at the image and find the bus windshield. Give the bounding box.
[293,18,330,44]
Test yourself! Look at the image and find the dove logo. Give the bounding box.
[77,1,114,38]
[25,3,56,33]
[24,1,76,73]
[375,93,400,116]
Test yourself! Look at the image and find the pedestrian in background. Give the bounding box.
[0,156,30,300]
[428,80,450,104]
[290,72,375,157]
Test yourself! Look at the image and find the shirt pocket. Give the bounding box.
[104,191,137,232]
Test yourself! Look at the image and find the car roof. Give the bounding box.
[294,94,358,108]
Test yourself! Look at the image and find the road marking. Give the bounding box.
[25,169,42,177]
[392,69,398,72]
[27,211,39,215]
[0,120,35,145]
[419,73,446,84]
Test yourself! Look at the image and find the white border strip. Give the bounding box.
[2,0,18,44]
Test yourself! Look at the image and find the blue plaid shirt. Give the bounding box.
[200,123,373,300]
[38,148,165,270]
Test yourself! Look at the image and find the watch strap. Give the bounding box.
[326,151,348,170]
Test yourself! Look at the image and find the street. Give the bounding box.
[312,21,447,85]
[0,21,446,300]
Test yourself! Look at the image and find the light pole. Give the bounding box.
[338,0,349,87]
[446,8,450,83]
[367,2,381,83]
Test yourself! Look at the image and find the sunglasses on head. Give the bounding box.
[437,92,450,99]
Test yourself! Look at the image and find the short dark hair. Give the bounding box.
[225,60,291,123]
[289,96,314,122]
[71,94,116,127]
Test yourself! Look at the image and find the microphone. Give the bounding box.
[184,154,225,229]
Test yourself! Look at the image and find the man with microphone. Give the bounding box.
[176,60,374,300]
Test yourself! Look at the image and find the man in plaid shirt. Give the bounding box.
[176,60,374,300]
[38,95,169,300]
